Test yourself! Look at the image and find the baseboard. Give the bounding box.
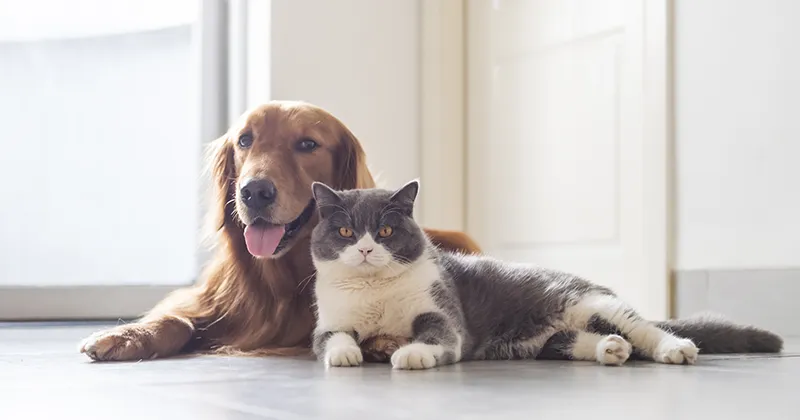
[673,268,800,337]
[0,285,182,321]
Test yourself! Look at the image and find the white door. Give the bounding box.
[466,0,668,319]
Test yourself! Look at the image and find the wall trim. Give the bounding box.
[674,269,800,337]
[643,0,674,319]
[0,286,182,321]
[419,0,466,231]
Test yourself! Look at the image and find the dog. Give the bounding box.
[79,101,481,361]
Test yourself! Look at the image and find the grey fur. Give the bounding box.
[537,331,578,359]
[534,312,783,359]
[312,331,336,357]
[434,252,612,361]
[311,181,783,368]
[412,312,458,364]
[656,313,783,354]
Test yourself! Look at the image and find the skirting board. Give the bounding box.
[673,269,800,337]
[0,286,182,321]
[4,271,797,330]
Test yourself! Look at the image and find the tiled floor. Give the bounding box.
[2,322,799,420]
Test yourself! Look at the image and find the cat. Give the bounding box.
[309,180,782,369]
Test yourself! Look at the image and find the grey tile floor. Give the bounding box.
[1,322,799,420]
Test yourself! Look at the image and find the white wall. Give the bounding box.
[270,0,421,190]
[675,0,800,270]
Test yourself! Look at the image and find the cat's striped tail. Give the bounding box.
[656,312,783,354]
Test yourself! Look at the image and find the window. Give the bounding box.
[0,0,240,319]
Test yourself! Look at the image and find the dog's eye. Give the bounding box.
[295,138,318,152]
[238,134,254,149]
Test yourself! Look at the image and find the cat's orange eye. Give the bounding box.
[378,226,393,238]
[339,227,353,238]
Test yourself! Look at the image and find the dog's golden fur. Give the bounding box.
[79,101,481,361]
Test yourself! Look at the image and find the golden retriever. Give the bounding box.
[79,101,480,361]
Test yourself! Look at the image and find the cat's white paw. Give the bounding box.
[595,334,632,366]
[325,344,363,367]
[654,337,699,365]
[391,343,440,370]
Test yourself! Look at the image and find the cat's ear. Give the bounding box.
[389,179,420,215]
[312,182,342,219]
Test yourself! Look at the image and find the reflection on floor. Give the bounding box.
[1,322,799,419]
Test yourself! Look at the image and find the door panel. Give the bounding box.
[468,0,666,319]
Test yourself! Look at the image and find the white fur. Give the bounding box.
[324,332,363,367]
[563,331,631,366]
[452,333,464,362]
[654,337,699,364]
[391,342,444,370]
[337,235,394,270]
[568,331,603,361]
[565,294,699,365]
[596,334,632,366]
[314,242,444,343]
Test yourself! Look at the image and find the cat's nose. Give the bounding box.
[358,247,373,256]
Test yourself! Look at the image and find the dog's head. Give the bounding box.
[207,101,375,258]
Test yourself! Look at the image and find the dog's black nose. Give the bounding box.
[240,178,277,209]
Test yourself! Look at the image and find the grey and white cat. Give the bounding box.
[310,180,783,369]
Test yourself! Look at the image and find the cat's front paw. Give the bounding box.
[325,344,363,367]
[595,334,632,366]
[654,337,698,365]
[391,343,440,370]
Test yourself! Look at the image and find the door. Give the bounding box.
[467,0,668,319]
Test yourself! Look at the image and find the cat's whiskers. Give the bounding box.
[381,261,403,278]
[297,270,317,295]
[380,209,406,220]
[318,203,352,222]
[329,274,400,291]
[378,202,402,215]
[319,202,349,213]
[391,253,413,263]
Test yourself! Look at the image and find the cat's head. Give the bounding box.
[309,180,427,277]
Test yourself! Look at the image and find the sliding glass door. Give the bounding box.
[0,0,233,319]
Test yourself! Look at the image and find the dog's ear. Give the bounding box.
[205,134,236,234]
[336,127,375,190]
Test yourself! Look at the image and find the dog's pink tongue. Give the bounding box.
[243,224,285,257]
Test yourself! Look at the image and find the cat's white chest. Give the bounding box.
[314,259,441,339]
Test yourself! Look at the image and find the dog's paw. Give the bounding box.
[595,334,632,366]
[391,343,440,370]
[325,345,363,367]
[361,335,410,363]
[79,326,153,361]
[654,337,699,365]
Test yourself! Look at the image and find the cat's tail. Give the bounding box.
[656,312,783,354]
